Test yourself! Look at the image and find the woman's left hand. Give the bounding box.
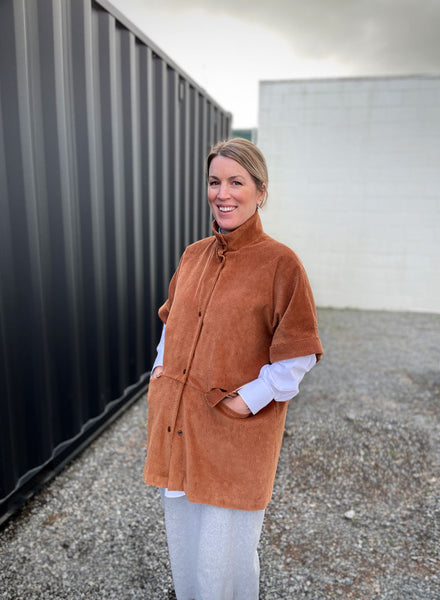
[221,393,251,415]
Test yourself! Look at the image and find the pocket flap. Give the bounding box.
[205,387,228,407]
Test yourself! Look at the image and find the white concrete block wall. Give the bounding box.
[258,76,440,313]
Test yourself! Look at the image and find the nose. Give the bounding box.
[217,182,229,200]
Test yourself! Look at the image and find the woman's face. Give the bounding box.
[208,155,264,234]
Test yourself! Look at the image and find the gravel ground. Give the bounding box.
[1,308,439,599]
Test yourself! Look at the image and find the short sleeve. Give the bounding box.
[269,257,323,363]
[158,262,181,324]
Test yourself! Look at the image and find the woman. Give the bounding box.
[143,138,323,599]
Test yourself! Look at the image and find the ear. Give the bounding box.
[258,183,267,205]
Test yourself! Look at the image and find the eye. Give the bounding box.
[208,180,219,186]
[232,180,243,186]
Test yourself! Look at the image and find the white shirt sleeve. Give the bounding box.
[151,324,166,372]
[238,354,317,414]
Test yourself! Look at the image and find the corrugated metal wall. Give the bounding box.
[0,0,231,523]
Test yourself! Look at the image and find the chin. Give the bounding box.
[218,219,238,232]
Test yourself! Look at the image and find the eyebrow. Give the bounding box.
[208,174,245,180]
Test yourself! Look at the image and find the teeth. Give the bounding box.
[218,206,235,212]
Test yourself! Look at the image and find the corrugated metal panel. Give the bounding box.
[0,0,231,523]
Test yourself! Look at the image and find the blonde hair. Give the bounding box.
[206,138,268,207]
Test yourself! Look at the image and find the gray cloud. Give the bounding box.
[160,0,440,75]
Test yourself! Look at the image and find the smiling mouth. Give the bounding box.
[218,206,236,213]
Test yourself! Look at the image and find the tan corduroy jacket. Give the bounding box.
[143,211,323,510]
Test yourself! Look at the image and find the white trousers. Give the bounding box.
[160,490,265,600]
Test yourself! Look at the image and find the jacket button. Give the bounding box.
[177,430,183,436]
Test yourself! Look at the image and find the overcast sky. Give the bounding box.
[107,0,440,128]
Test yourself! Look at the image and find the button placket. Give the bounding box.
[169,248,227,463]
[182,252,226,381]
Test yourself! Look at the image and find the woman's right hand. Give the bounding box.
[151,366,164,379]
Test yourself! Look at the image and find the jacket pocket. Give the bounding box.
[205,388,251,419]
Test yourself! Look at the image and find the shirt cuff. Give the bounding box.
[152,355,163,373]
[152,324,166,372]
[237,378,274,415]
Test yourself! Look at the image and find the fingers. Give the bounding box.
[221,394,251,415]
[151,366,164,379]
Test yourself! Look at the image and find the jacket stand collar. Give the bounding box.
[212,211,265,252]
